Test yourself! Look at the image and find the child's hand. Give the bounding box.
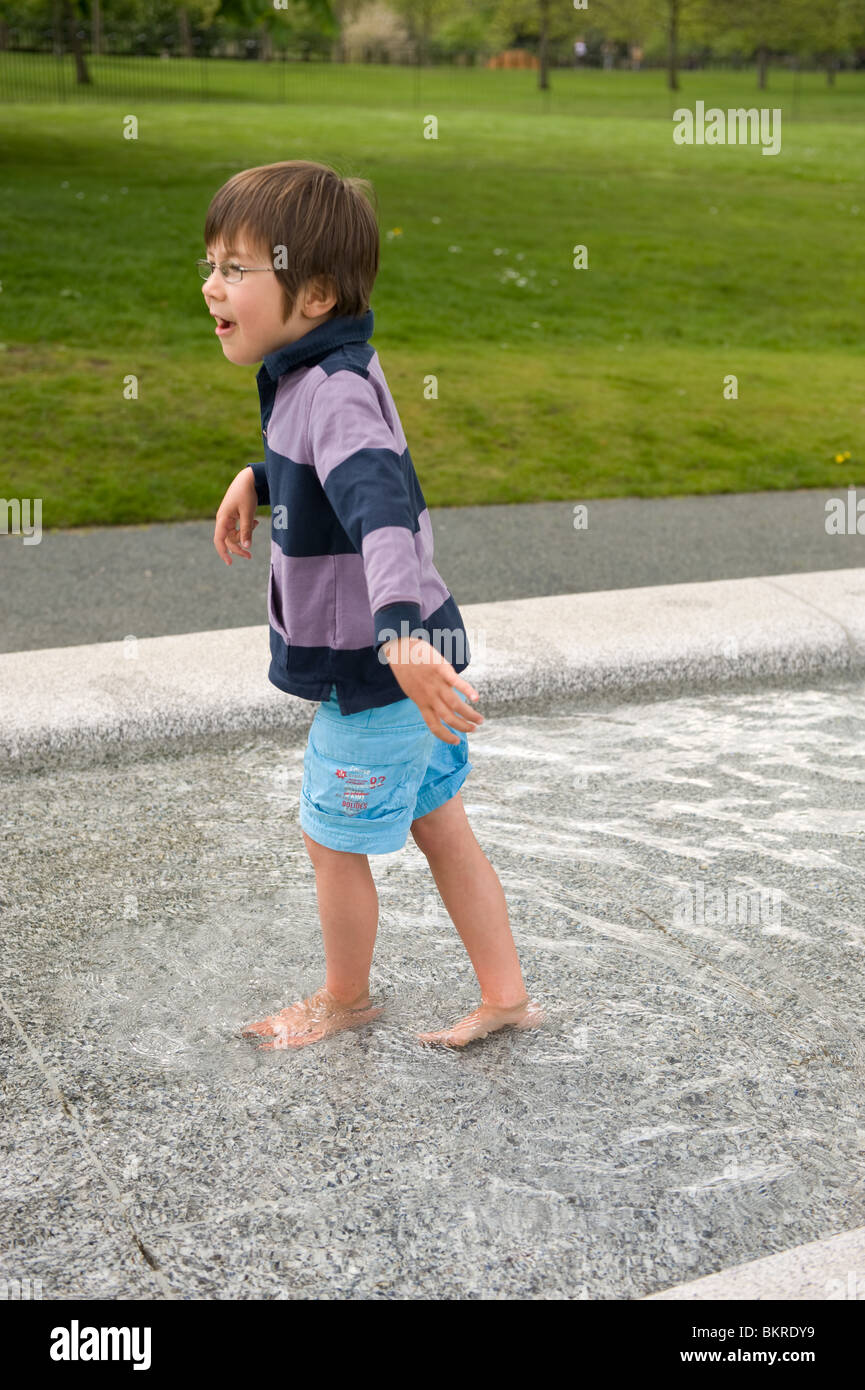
[380,637,483,744]
[214,469,261,566]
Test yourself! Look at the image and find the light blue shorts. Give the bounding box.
[300,683,473,854]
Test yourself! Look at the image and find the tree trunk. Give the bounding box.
[538,0,549,90]
[668,0,679,91]
[332,0,347,62]
[63,1,91,84]
[179,7,193,60]
[756,44,768,89]
[826,56,837,85]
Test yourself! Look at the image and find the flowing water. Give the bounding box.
[1,673,864,1298]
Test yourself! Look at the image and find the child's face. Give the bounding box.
[202,233,335,366]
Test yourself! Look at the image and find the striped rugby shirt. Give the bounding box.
[249,308,471,715]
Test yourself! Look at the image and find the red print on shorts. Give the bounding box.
[334,767,386,816]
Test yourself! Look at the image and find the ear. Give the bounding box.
[305,276,338,315]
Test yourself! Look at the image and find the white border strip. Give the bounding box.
[2,567,863,766]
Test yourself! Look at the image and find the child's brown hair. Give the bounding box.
[204,160,379,321]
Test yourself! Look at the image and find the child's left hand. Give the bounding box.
[380,638,483,745]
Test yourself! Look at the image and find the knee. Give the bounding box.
[411,793,471,859]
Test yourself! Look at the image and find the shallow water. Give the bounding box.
[1,673,864,1298]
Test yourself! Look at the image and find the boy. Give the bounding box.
[203,160,545,1049]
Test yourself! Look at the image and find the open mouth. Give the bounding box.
[214,316,236,335]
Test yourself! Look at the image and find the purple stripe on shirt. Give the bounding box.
[265,365,323,463]
[266,356,407,469]
[360,525,421,615]
[308,372,401,486]
[268,546,339,648]
[417,510,450,611]
[366,353,408,454]
[270,519,450,648]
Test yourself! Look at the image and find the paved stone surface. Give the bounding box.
[2,672,864,1298]
[2,488,863,654]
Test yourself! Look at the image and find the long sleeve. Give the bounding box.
[307,372,423,651]
[248,461,270,507]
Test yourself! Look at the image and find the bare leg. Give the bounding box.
[410,793,546,1047]
[240,831,383,1049]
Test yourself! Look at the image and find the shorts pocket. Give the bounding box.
[302,716,433,824]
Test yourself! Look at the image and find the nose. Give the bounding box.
[202,275,223,306]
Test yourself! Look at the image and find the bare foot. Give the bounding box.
[240,987,383,1050]
[417,996,546,1048]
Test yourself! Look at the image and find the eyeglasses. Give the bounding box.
[196,259,275,284]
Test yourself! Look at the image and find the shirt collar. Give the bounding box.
[260,308,374,381]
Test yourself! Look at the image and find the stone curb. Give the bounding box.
[1,566,863,773]
[643,1223,865,1301]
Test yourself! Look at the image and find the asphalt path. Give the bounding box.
[2,487,863,654]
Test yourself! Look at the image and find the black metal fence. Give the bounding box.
[1,22,862,106]
[2,40,245,103]
[0,20,343,103]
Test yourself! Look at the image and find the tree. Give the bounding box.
[342,1,413,62]
[217,0,337,58]
[389,0,450,66]
[62,0,90,82]
[811,0,865,82]
[699,0,815,89]
[488,0,579,89]
[592,0,703,90]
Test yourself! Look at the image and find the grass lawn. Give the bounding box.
[0,64,863,526]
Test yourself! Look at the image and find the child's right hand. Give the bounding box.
[214,468,261,566]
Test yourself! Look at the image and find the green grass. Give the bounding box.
[2,55,864,120]
[0,65,863,526]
